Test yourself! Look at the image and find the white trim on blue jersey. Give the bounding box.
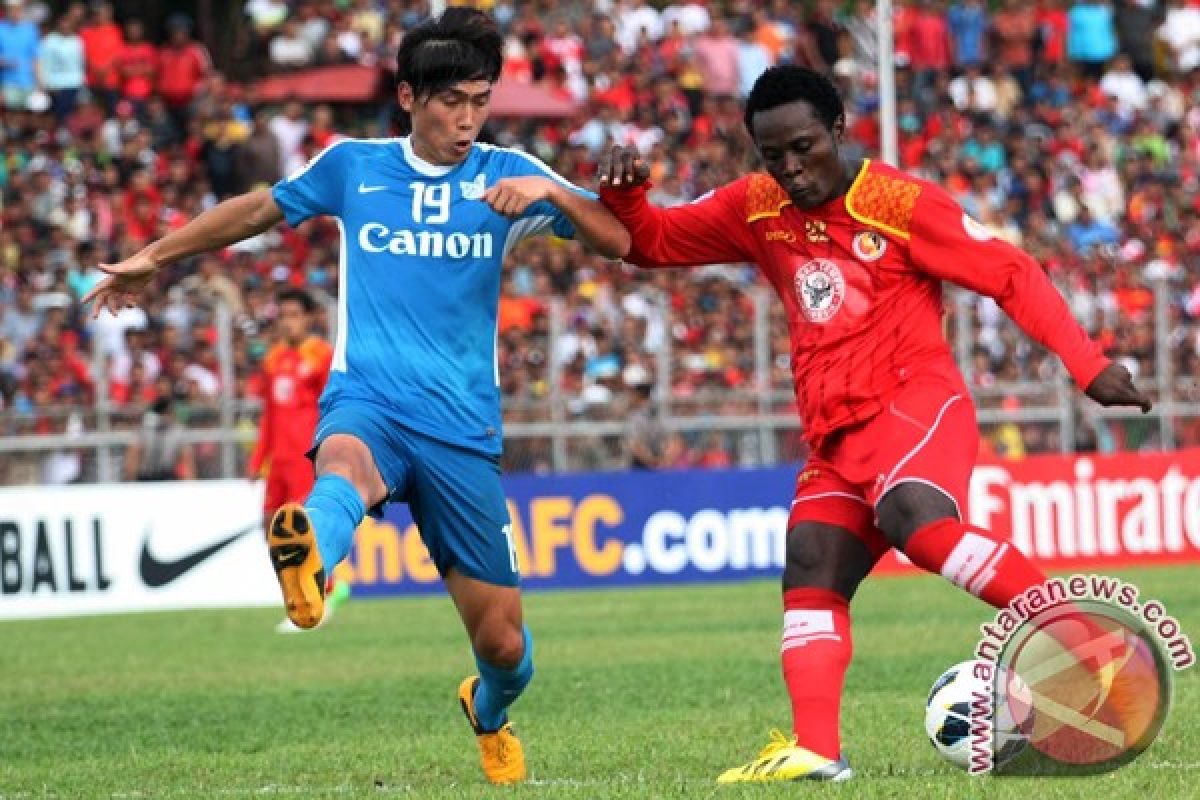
[400,136,455,177]
[284,136,356,183]
[493,317,501,387]
[332,218,349,372]
[501,214,555,260]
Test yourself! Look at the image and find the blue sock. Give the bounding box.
[473,626,534,731]
[304,473,366,573]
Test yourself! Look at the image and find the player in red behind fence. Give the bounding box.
[599,65,1156,783]
[246,288,349,632]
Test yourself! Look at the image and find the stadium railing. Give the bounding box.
[1,280,1196,484]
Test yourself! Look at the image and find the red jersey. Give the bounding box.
[116,41,158,100]
[157,42,209,107]
[601,160,1110,444]
[248,336,332,474]
[80,22,124,89]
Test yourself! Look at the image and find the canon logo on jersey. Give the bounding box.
[358,223,494,259]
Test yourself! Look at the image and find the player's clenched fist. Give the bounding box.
[482,176,557,216]
[1084,363,1153,413]
[598,145,651,190]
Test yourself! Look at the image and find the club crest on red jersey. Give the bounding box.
[794,258,845,323]
[852,231,887,262]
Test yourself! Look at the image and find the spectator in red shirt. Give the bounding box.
[692,430,733,468]
[542,19,584,80]
[500,34,533,83]
[591,69,637,114]
[115,18,157,109]
[121,168,162,228]
[991,0,1038,90]
[124,194,160,245]
[1035,0,1070,64]
[110,359,158,406]
[307,104,341,150]
[157,16,210,118]
[909,0,952,104]
[892,0,919,66]
[79,1,123,107]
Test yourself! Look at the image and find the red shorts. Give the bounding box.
[263,456,316,515]
[788,376,979,559]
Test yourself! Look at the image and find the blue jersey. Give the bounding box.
[271,137,590,455]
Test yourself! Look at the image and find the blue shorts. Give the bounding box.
[310,398,517,587]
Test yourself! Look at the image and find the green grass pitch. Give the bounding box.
[2,566,1196,798]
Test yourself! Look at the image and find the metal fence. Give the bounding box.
[2,276,1196,486]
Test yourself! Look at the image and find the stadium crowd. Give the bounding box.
[1,0,1199,483]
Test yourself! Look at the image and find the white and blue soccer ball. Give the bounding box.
[924,659,1033,772]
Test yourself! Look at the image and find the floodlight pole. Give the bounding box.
[877,0,899,166]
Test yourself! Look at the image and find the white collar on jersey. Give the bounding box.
[400,136,460,178]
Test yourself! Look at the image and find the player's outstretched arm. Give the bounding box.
[908,184,1151,412]
[597,145,753,269]
[483,176,630,258]
[83,189,285,317]
[541,181,631,259]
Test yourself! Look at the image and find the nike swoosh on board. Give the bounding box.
[139,524,258,588]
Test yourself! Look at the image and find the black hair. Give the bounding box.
[395,7,503,100]
[743,65,844,134]
[277,287,316,313]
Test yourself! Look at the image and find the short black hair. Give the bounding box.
[277,287,315,313]
[395,7,503,100]
[744,65,844,134]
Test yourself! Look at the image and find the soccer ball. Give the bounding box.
[924,659,1033,772]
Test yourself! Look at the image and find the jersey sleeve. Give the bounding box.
[599,181,754,268]
[271,139,354,227]
[908,183,1110,389]
[503,149,595,241]
[303,338,334,391]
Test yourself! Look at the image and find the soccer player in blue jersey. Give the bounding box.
[83,8,629,784]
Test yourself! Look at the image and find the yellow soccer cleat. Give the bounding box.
[266,503,325,629]
[458,676,527,784]
[716,729,853,784]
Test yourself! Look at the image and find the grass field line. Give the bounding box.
[91,778,613,798]
[110,788,360,798]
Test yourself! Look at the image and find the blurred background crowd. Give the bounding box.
[1,0,1199,484]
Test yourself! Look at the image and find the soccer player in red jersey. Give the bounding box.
[599,66,1154,782]
[247,288,347,631]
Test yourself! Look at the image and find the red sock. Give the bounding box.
[781,588,852,760]
[904,519,1117,667]
[903,519,1046,608]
